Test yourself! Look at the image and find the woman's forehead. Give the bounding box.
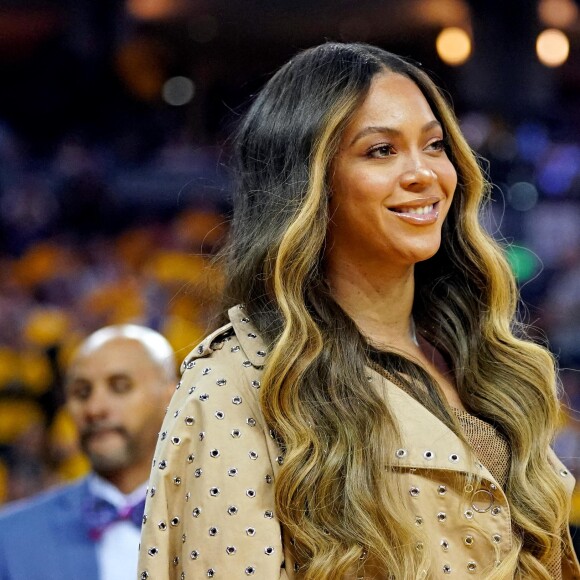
[341,74,439,141]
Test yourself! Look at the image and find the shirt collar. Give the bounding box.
[87,473,148,509]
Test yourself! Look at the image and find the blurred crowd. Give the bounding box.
[0,123,228,505]
[1,108,580,521]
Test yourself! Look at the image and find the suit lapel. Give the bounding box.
[52,478,100,580]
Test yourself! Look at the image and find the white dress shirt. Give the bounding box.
[88,474,147,580]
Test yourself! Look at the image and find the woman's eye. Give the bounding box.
[427,139,446,152]
[367,144,395,158]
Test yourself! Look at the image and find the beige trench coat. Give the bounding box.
[138,305,580,579]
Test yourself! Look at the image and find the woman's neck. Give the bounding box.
[325,255,417,350]
[326,255,464,409]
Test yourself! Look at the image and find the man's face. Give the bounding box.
[66,338,171,477]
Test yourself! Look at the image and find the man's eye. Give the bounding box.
[69,384,91,400]
[110,376,132,393]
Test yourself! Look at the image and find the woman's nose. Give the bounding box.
[399,166,437,191]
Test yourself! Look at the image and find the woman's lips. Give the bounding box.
[387,200,440,224]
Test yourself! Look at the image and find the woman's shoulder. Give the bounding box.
[180,304,269,374]
[140,307,285,580]
[170,305,268,426]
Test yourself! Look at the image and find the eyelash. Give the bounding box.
[366,139,446,158]
[429,139,447,152]
[367,143,395,158]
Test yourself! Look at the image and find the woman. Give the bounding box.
[138,43,580,579]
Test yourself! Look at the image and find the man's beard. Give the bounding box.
[80,424,137,473]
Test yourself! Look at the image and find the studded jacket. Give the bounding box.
[138,305,580,579]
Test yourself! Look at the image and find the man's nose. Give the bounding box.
[83,388,110,421]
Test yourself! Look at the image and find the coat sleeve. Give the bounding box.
[138,336,289,580]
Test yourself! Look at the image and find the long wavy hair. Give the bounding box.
[219,43,568,578]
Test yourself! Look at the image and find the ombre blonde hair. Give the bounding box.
[220,43,569,578]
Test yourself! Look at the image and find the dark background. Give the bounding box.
[1,0,580,519]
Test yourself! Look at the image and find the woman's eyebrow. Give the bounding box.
[349,119,443,146]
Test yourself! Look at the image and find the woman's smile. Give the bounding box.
[327,72,457,271]
[386,197,441,224]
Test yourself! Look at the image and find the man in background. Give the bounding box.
[0,324,176,580]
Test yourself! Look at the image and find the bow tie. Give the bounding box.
[82,494,146,541]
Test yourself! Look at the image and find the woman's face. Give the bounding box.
[327,73,457,272]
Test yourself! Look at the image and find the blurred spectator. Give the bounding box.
[0,324,176,580]
[0,202,224,508]
[0,178,60,254]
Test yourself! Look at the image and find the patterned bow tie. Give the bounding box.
[82,495,146,541]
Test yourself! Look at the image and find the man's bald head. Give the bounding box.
[74,324,177,384]
[66,324,176,493]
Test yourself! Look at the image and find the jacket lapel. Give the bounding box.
[227,305,501,488]
[368,367,500,483]
[52,478,100,580]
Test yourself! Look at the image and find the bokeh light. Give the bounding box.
[459,112,491,150]
[162,76,195,106]
[536,28,570,67]
[505,246,540,282]
[508,182,539,212]
[538,0,578,29]
[116,38,165,101]
[537,144,580,196]
[418,0,470,27]
[516,123,549,163]
[126,0,185,20]
[436,27,472,66]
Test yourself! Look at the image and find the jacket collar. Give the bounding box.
[181,305,269,371]
[218,306,498,483]
[228,304,269,367]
